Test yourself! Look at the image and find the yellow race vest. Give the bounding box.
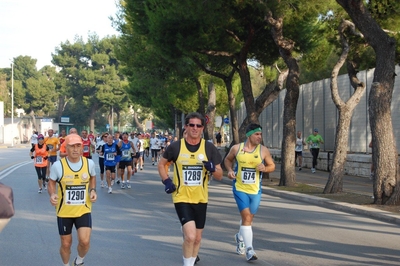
[172,139,209,204]
[234,142,263,194]
[44,136,59,156]
[56,157,92,218]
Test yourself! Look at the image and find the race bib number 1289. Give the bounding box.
[182,165,203,186]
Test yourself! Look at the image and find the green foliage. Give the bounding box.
[300,0,400,83]
[52,34,127,127]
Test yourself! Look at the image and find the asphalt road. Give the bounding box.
[0,149,400,265]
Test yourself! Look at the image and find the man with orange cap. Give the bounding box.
[48,134,97,266]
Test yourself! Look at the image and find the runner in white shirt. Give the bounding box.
[30,131,38,148]
[95,133,108,188]
[137,134,145,170]
[295,131,306,171]
[130,133,139,172]
[149,132,161,165]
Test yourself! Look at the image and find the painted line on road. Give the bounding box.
[0,160,32,180]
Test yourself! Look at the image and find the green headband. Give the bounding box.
[246,127,262,137]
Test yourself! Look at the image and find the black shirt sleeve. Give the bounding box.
[205,141,222,165]
[163,141,180,162]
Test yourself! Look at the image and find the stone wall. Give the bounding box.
[270,149,373,178]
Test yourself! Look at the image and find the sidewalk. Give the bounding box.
[0,143,31,149]
[262,165,400,225]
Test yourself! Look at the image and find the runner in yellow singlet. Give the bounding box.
[158,112,223,266]
[48,134,97,266]
[224,123,275,262]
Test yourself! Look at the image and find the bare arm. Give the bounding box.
[48,179,58,206]
[224,144,239,180]
[211,164,223,180]
[158,157,169,182]
[259,146,275,173]
[89,175,97,202]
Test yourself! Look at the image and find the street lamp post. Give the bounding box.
[11,61,14,147]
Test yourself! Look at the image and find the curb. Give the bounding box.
[262,186,400,225]
[217,178,400,226]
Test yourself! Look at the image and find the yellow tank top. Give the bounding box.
[45,136,59,156]
[56,157,92,218]
[172,139,209,203]
[234,142,263,194]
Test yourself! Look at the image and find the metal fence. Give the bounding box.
[237,65,400,153]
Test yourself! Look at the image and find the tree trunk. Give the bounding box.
[194,78,206,129]
[223,70,239,145]
[28,110,36,130]
[89,103,97,132]
[116,111,121,132]
[324,19,366,194]
[134,112,143,132]
[324,114,350,193]
[205,82,216,141]
[191,57,239,144]
[57,96,65,123]
[266,13,299,187]
[236,57,259,141]
[336,0,398,205]
[279,68,298,187]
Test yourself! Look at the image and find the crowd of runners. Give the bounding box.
[29,129,173,194]
[27,115,275,265]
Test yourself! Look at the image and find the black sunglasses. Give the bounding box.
[187,123,204,128]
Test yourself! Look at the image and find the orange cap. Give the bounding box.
[65,134,83,145]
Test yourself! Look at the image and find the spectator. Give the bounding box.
[216,132,222,148]
[306,128,324,173]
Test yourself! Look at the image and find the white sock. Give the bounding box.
[240,225,253,249]
[63,263,69,266]
[75,255,84,264]
[237,220,244,241]
[191,257,197,265]
[183,256,192,266]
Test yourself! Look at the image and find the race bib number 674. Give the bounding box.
[240,167,256,184]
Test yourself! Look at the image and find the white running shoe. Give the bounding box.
[100,182,105,188]
[108,187,112,194]
[245,247,258,261]
[38,188,42,193]
[126,183,131,189]
[311,168,316,173]
[235,233,246,255]
[73,257,84,266]
[121,183,126,189]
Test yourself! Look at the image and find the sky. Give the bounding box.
[0,0,120,69]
